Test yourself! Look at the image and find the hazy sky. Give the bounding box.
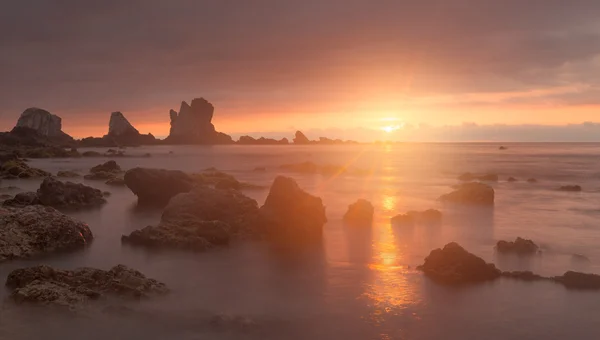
[2,0,600,141]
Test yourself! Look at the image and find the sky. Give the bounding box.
[2,0,600,141]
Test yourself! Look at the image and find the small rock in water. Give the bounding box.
[507,177,518,182]
[3,191,40,207]
[343,199,374,227]
[37,177,107,209]
[124,167,195,205]
[527,178,538,183]
[90,160,121,174]
[439,182,495,205]
[499,146,508,150]
[558,185,582,192]
[553,271,600,290]
[501,271,545,282]
[496,237,539,255]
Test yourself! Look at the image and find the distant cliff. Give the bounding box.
[165,98,233,144]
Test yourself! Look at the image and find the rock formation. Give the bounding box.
[165,98,233,144]
[559,185,582,192]
[1,158,51,179]
[79,112,156,147]
[124,168,195,205]
[0,205,93,262]
[391,209,442,226]
[343,199,374,226]
[5,264,168,308]
[16,108,66,138]
[293,131,311,144]
[439,182,495,205]
[0,108,74,146]
[237,136,289,145]
[84,160,123,181]
[496,237,539,255]
[6,177,107,209]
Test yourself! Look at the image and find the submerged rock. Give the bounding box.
[259,176,327,243]
[37,177,106,209]
[6,264,168,308]
[439,182,495,205]
[499,146,508,150]
[343,199,374,226]
[57,170,80,178]
[496,237,539,255]
[0,205,93,262]
[558,185,582,192]
[417,242,501,284]
[553,271,600,290]
[391,209,442,226]
[91,160,121,174]
[124,168,195,205]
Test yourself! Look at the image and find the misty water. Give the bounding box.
[1,143,600,340]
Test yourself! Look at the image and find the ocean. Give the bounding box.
[1,143,600,340]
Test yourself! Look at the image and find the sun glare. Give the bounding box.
[381,125,400,133]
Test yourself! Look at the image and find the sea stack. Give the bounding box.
[8,108,74,145]
[166,98,233,144]
[105,111,156,146]
[293,131,311,144]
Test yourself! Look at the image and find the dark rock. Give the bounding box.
[104,111,157,146]
[6,264,168,308]
[165,98,233,144]
[391,209,442,226]
[57,170,80,178]
[507,177,518,182]
[124,168,195,205]
[215,178,241,190]
[458,172,476,181]
[105,177,126,186]
[259,176,327,243]
[553,271,600,290]
[13,108,74,145]
[496,237,539,255]
[440,182,495,205]
[3,192,40,207]
[293,131,311,144]
[343,199,374,226]
[527,178,538,183]
[0,205,93,262]
[479,174,499,182]
[90,160,121,174]
[417,242,501,284]
[558,185,582,192]
[37,177,106,209]
[499,146,508,150]
[237,136,289,145]
[1,159,51,179]
[122,221,230,251]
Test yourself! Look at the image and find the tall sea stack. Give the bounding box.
[0,108,75,146]
[165,98,233,144]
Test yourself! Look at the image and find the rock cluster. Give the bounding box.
[439,182,495,205]
[84,160,123,182]
[165,98,233,144]
[4,177,106,209]
[0,205,93,262]
[343,199,374,226]
[496,237,539,255]
[237,136,289,145]
[1,158,51,179]
[5,264,168,308]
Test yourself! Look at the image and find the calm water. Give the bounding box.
[1,143,600,340]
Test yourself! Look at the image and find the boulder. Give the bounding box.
[553,271,600,290]
[499,146,508,150]
[259,176,327,243]
[1,159,51,179]
[0,205,93,262]
[165,98,233,144]
[417,242,501,284]
[124,168,195,205]
[392,209,442,226]
[2,192,40,207]
[496,237,539,255]
[90,160,121,174]
[559,185,582,192]
[343,199,374,226]
[122,221,231,251]
[57,170,80,178]
[439,182,495,205]
[37,177,106,209]
[5,264,168,308]
[293,131,311,144]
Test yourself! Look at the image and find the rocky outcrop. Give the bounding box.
[417,242,501,284]
[165,98,233,144]
[5,264,168,308]
[293,131,311,144]
[237,136,289,145]
[105,177,126,186]
[558,185,582,192]
[343,199,374,226]
[553,271,600,290]
[122,185,260,250]
[0,205,93,262]
[496,237,539,255]
[84,160,122,181]
[34,177,106,209]
[1,158,51,179]
[439,182,495,205]
[15,108,70,139]
[259,176,327,244]
[124,168,195,205]
[105,111,156,146]
[391,209,442,226]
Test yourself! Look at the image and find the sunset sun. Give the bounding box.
[381,124,401,133]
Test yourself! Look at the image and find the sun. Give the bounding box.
[381,124,400,133]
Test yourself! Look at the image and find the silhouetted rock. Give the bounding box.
[417,242,501,284]
[2,192,40,207]
[440,182,495,205]
[507,177,518,182]
[57,170,80,178]
[499,146,508,150]
[6,264,168,308]
[343,199,374,226]
[0,205,93,262]
[259,176,327,243]
[559,185,582,192]
[293,131,311,144]
[91,160,121,174]
[124,168,195,205]
[496,237,539,255]
[13,108,74,145]
[1,158,51,179]
[527,178,537,183]
[553,271,600,290]
[104,111,157,146]
[237,136,289,145]
[391,209,442,226]
[165,98,233,144]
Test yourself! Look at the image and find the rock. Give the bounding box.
[91,160,121,174]
[57,170,80,178]
[15,108,72,141]
[259,176,327,243]
[439,182,495,205]
[237,136,289,145]
[458,172,476,181]
[165,98,233,144]
[343,199,374,226]
[124,168,195,205]
[507,177,518,182]
[1,159,51,179]
[553,271,600,290]
[5,264,168,308]
[559,185,582,192]
[0,194,11,202]
[37,177,106,209]
[417,242,501,284]
[122,185,260,250]
[103,191,111,197]
[391,209,442,226]
[499,146,508,150]
[293,131,311,144]
[105,177,126,186]
[108,111,140,136]
[496,237,539,255]
[3,192,40,207]
[527,178,537,183]
[84,171,116,180]
[0,205,93,262]
[104,111,157,146]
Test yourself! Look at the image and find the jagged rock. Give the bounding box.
[102,111,156,146]
[553,271,600,290]
[417,242,501,284]
[2,192,40,207]
[0,205,93,262]
[122,185,260,250]
[124,168,195,205]
[293,131,311,144]
[391,209,442,226]
[91,160,121,174]
[343,199,374,226]
[5,264,168,308]
[259,176,327,243]
[57,170,80,178]
[105,177,126,186]
[15,108,70,139]
[37,177,106,209]
[507,177,518,182]
[108,111,140,136]
[165,98,233,144]
[496,237,539,255]
[1,158,51,179]
[439,182,495,205]
[237,136,289,145]
[559,185,582,192]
